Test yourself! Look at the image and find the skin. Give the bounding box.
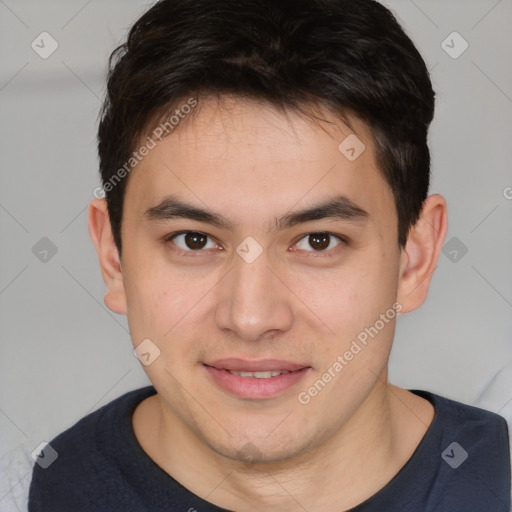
[89,96,447,511]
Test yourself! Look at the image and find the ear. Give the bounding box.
[88,198,127,315]
[397,194,448,313]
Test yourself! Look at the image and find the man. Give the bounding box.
[28,0,511,510]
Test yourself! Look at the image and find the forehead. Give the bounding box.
[124,96,396,232]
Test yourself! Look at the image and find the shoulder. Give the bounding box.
[416,389,509,435]
[28,386,156,511]
[439,392,510,469]
[414,390,511,511]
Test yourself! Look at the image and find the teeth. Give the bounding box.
[228,370,291,378]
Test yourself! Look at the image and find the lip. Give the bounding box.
[206,358,308,372]
[203,358,311,399]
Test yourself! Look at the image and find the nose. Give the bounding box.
[215,251,294,342]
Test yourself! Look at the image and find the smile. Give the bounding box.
[226,370,291,378]
[203,360,310,399]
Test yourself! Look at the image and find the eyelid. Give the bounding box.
[164,230,221,254]
[163,230,348,255]
[291,232,348,254]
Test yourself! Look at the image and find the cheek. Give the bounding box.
[123,269,188,345]
[303,267,399,383]
[303,253,397,326]
[123,260,220,357]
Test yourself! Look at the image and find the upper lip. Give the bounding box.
[205,358,309,372]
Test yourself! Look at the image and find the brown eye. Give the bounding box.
[309,233,330,251]
[295,232,342,252]
[170,231,217,251]
[184,232,207,250]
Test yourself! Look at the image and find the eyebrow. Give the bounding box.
[144,194,368,231]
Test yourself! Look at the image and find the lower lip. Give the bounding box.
[204,365,309,399]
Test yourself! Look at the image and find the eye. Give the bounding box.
[294,232,344,253]
[166,231,219,252]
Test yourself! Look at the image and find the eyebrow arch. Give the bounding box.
[144,194,368,231]
[144,195,235,230]
[276,196,368,230]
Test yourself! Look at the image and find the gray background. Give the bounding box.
[1,0,512,506]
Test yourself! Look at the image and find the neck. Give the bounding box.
[133,377,434,512]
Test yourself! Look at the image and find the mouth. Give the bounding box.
[224,369,292,379]
[203,358,311,399]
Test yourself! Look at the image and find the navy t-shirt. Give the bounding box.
[28,386,511,511]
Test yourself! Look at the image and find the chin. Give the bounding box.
[207,432,313,467]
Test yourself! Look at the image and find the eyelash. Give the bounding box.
[163,231,348,257]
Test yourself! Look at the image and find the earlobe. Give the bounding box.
[397,194,448,313]
[88,198,127,315]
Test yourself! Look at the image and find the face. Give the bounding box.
[119,96,404,462]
